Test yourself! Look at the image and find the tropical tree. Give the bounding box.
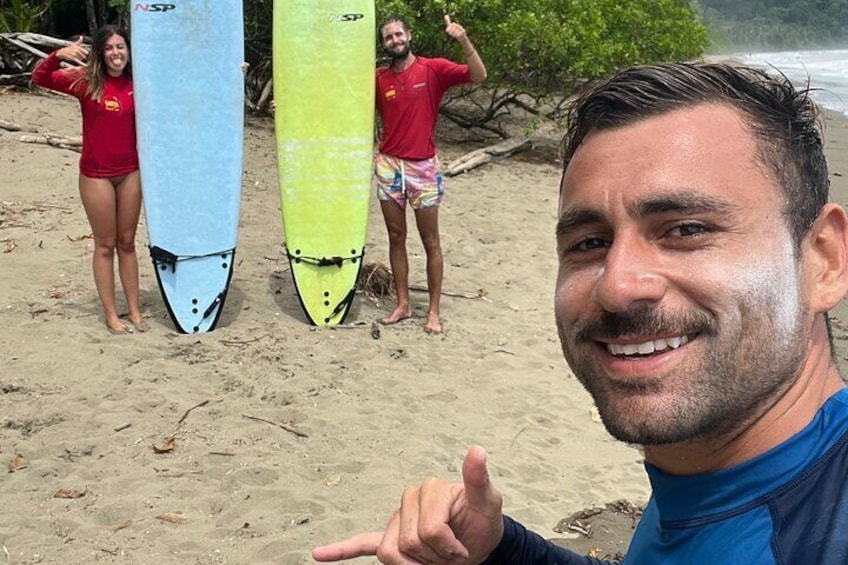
[0,0,50,33]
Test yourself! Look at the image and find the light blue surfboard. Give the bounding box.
[131,1,244,333]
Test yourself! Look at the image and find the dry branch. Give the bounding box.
[409,284,488,300]
[444,138,533,177]
[242,414,308,438]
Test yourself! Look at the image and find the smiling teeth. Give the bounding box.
[607,335,690,356]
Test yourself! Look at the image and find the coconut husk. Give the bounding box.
[358,262,395,298]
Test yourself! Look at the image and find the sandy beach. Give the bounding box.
[2,85,848,564]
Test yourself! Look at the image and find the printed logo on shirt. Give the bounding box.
[104,97,122,112]
[384,87,397,101]
[412,82,426,89]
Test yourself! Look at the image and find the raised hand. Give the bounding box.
[56,37,88,66]
[312,446,505,564]
[444,14,468,43]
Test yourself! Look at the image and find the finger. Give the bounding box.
[395,486,445,563]
[376,510,429,565]
[415,479,470,561]
[312,531,384,562]
[75,37,84,45]
[444,14,451,28]
[462,446,497,510]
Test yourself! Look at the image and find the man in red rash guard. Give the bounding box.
[374,14,487,334]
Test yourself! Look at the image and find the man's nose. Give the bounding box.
[593,234,668,313]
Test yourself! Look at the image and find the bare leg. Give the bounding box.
[414,206,442,333]
[114,170,145,328]
[79,173,126,333]
[379,199,412,324]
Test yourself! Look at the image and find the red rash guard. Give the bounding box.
[376,56,471,160]
[32,52,138,178]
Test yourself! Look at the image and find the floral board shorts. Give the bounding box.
[374,153,445,210]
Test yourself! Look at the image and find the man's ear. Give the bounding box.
[805,203,848,313]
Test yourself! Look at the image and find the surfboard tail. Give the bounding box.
[151,247,236,334]
[287,246,365,326]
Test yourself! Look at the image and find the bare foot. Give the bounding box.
[106,317,132,335]
[424,312,442,334]
[129,316,149,333]
[380,306,412,325]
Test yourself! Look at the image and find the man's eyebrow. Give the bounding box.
[556,192,737,237]
[556,209,606,236]
[628,192,736,217]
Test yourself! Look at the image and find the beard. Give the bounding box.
[384,40,411,60]
[558,297,807,446]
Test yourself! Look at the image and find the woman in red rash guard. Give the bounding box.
[32,25,147,335]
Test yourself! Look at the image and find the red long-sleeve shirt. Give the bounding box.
[31,52,138,178]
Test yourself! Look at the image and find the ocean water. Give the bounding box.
[736,49,848,116]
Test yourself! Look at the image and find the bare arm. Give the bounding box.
[444,15,487,84]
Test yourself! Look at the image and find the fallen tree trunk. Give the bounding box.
[443,137,533,176]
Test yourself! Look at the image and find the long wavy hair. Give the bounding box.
[74,24,131,102]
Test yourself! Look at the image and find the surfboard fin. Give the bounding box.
[202,291,225,320]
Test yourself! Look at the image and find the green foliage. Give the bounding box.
[0,0,50,33]
[699,0,848,50]
[376,0,707,91]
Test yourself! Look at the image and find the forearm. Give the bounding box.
[459,38,487,83]
[481,516,621,565]
[31,52,77,95]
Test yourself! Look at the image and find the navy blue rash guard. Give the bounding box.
[483,388,848,564]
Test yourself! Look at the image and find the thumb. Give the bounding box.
[444,14,452,27]
[75,37,84,45]
[461,445,497,510]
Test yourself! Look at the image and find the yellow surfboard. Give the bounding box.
[273,0,375,325]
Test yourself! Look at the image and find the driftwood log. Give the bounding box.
[0,33,80,87]
[18,133,82,152]
[443,137,533,176]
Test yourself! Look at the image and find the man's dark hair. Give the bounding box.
[378,17,409,40]
[561,62,829,249]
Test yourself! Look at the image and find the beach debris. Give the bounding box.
[410,283,489,300]
[18,132,82,152]
[156,511,187,525]
[114,422,132,432]
[553,500,644,538]
[7,453,27,472]
[370,321,381,340]
[174,399,210,432]
[0,118,33,131]
[327,320,368,330]
[114,520,133,532]
[389,349,408,360]
[152,437,176,454]
[220,334,270,348]
[1,238,15,253]
[242,413,308,438]
[358,262,394,298]
[0,33,82,88]
[443,137,533,177]
[53,488,86,499]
